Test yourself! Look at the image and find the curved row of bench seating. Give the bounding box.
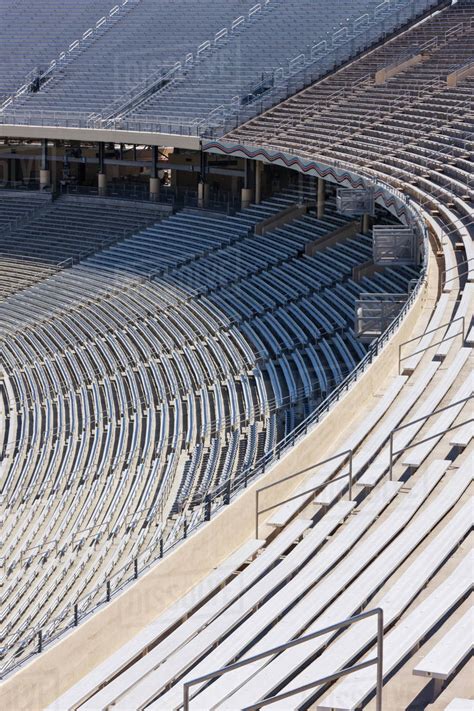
[46,32,473,708]
[0,195,160,299]
[232,0,474,275]
[0,185,418,669]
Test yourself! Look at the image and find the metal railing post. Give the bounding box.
[182,608,383,710]
[37,630,43,653]
[183,683,191,711]
[389,432,394,481]
[255,489,260,539]
[376,608,384,711]
[348,450,353,500]
[106,580,111,602]
[134,558,138,579]
[74,604,79,627]
[204,494,211,521]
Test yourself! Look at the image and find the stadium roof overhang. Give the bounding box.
[0,124,201,149]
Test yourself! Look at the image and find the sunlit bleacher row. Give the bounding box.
[49,406,472,710]
[126,0,432,128]
[47,169,472,711]
[0,0,257,119]
[0,182,419,671]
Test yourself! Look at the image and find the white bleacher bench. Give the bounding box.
[444,700,474,711]
[46,537,263,710]
[358,350,469,488]
[267,375,407,527]
[403,379,473,467]
[318,549,474,711]
[203,460,470,710]
[450,421,473,449]
[57,518,312,710]
[413,605,473,687]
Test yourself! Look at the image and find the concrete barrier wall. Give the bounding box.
[375,53,424,84]
[305,220,360,256]
[447,61,474,87]
[255,203,309,236]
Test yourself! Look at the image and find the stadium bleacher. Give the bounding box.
[0,0,445,132]
[0,194,164,298]
[0,0,132,104]
[1,184,422,675]
[0,0,472,708]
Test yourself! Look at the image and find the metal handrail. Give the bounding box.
[398,315,465,373]
[255,450,353,537]
[182,608,384,711]
[443,258,474,287]
[388,396,474,479]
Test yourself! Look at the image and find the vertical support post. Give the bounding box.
[362,212,371,234]
[151,145,158,179]
[106,580,111,602]
[150,145,160,201]
[317,177,325,219]
[241,158,254,208]
[183,683,190,711]
[255,160,262,205]
[38,630,43,653]
[255,490,259,539]
[348,450,353,500]
[40,139,50,190]
[134,558,138,579]
[160,537,164,558]
[74,604,79,626]
[389,433,394,481]
[298,172,304,203]
[375,609,384,711]
[198,150,209,208]
[183,516,188,539]
[98,142,107,196]
[224,479,231,505]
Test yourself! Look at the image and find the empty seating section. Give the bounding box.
[42,1,473,705]
[1,0,257,119]
[127,0,423,127]
[0,0,122,103]
[48,442,473,709]
[0,196,161,298]
[0,181,419,672]
[229,1,474,277]
[1,0,442,129]
[0,1,472,705]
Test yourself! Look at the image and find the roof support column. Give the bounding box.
[198,150,209,208]
[241,158,254,209]
[40,138,50,190]
[317,176,325,219]
[150,145,160,201]
[98,142,107,196]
